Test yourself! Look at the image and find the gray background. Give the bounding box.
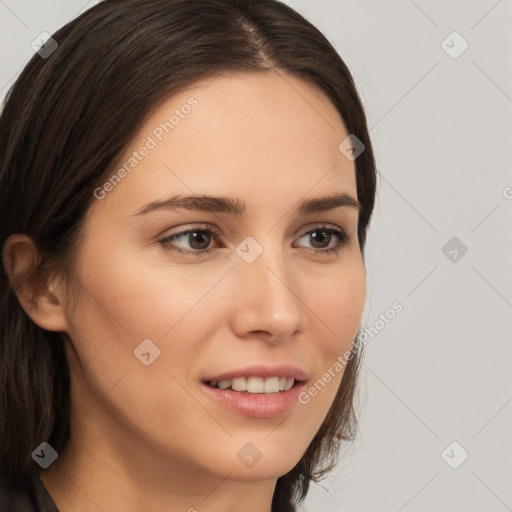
[1,1,511,511]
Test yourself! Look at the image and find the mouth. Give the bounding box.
[204,376,298,394]
[200,365,308,419]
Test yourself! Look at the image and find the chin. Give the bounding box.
[217,459,302,483]
[202,441,306,482]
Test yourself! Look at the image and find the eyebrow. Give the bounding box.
[133,192,360,217]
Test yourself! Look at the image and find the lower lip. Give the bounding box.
[201,381,306,419]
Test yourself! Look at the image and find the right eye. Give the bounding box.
[158,224,222,256]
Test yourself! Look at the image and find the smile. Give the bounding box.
[207,376,295,393]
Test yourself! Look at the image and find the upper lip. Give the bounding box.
[202,364,309,383]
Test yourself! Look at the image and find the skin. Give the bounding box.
[3,70,366,512]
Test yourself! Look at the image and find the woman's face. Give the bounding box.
[59,71,366,482]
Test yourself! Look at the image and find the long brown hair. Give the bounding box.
[0,0,377,510]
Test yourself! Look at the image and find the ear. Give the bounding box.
[2,234,70,332]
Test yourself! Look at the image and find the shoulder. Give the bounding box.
[0,472,59,512]
[0,473,37,511]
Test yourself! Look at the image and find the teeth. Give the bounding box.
[209,376,296,393]
[284,377,294,391]
[247,376,264,393]
[263,376,280,393]
[231,377,246,392]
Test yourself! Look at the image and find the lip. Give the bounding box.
[202,364,309,383]
[201,380,307,419]
[200,364,309,419]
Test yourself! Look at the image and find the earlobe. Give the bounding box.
[2,233,70,332]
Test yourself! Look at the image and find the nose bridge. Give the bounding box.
[230,233,304,338]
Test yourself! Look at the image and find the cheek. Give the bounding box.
[316,258,367,351]
[63,247,232,454]
[64,241,234,423]
[300,258,366,409]
[70,238,231,347]
[62,241,223,407]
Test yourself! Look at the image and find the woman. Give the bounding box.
[0,0,377,510]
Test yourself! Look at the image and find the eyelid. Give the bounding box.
[158,222,350,255]
[293,224,349,252]
[159,223,220,243]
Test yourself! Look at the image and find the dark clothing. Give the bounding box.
[0,472,59,512]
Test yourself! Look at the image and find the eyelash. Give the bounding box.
[158,223,350,257]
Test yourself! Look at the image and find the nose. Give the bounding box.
[229,240,304,343]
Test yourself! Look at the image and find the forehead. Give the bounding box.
[93,70,357,217]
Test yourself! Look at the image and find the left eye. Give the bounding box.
[294,226,348,252]
[159,224,349,256]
